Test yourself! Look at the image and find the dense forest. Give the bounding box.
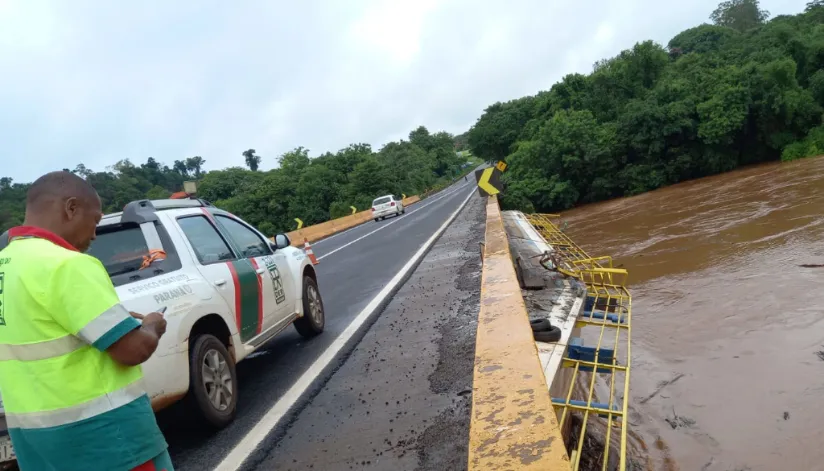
[467,0,824,212]
[0,126,473,235]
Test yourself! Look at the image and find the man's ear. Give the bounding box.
[64,196,79,221]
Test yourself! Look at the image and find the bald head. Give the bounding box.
[27,171,99,210]
[24,171,103,252]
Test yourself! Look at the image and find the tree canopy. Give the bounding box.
[466,1,824,213]
[0,126,472,235]
[242,149,261,171]
[710,0,770,32]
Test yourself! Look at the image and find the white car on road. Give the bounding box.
[0,198,326,464]
[372,195,404,221]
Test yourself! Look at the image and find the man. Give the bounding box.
[0,171,172,471]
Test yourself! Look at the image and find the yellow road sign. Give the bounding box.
[495,161,507,172]
[402,193,406,199]
[294,218,304,229]
[475,167,502,197]
[350,206,357,215]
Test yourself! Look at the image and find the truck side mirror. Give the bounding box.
[274,234,290,250]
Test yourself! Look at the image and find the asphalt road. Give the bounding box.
[248,191,485,471]
[161,178,479,471]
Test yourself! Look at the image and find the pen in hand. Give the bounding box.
[147,307,167,337]
[132,307,167,338]
[129,306,167,319]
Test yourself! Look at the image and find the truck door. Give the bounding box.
[211,214,295,335]
[175,214,264,343]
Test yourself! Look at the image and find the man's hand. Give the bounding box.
[142,312,167,338]
[107,311,166,366]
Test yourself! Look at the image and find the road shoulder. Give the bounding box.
[250,195,485,471]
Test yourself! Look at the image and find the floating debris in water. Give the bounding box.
[665,406,695,429]
[640,373,685,404]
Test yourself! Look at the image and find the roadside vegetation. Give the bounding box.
[0,126,477,235]
[466,0,824,212]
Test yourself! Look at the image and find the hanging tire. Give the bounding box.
[294,275,325,338]
[187,334,237,429]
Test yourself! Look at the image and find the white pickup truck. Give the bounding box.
[0,198,326,465]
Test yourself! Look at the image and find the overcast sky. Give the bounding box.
[0,0,809,183]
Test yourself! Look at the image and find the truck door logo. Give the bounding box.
[262,256,286,305]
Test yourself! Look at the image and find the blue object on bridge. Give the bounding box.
[551,398,620,418]
[582,310,625,324]
[582,297,626,323]
[566,342,615,374]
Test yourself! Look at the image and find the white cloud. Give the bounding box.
[0,0,811,182]
[348,0,440,67]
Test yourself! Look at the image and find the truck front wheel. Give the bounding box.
[187,334,238,429]
[294,275,325,338]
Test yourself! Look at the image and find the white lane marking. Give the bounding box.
[215,188,476,471]
[313,182,468,246]
[310,227,353,245]
[316,184,471,260]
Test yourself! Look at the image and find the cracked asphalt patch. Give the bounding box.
[250,196,485,471]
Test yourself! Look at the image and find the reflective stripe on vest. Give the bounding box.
[5,380,146,429]
[77,303,133,346]
[0,304,131,361]
[0,335,85,361]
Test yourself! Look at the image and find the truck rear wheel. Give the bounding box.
[187,334,238,429]
[294,276,325,338]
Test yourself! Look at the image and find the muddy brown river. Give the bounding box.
[561,156,824,471]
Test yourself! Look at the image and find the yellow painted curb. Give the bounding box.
[468,195,570,470]
[401,195,420,206]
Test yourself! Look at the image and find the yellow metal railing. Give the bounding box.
[525,213,633,471]
[525,214,598,271]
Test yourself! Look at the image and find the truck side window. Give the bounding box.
[88,221,183,286]
[215,215,272,258]
[178,216,235,265]
[89,223,151,277]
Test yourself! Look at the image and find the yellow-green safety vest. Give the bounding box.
[0,234,144,429]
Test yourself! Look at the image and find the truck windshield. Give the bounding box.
[87,224,150,277]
